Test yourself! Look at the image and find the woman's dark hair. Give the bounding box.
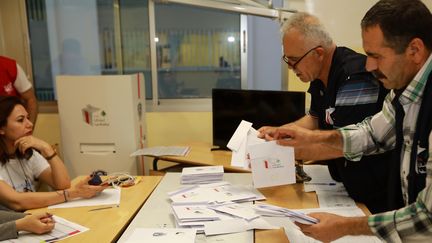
[361,0,432,54]
[0,96,27,164]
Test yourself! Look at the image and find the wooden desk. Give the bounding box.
[28,176,162,243]
[150,141,250,173]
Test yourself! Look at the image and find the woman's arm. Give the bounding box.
[0,179,107,211]
[15,136,70,189]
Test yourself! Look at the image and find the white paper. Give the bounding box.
[169,182,265,203]
[11,216,89,243]
[253,203,319,224]
[316,191,356,208]
[125,228,197,243]
[231,137,248,168]
[210,202,259,221]
[130,146,190,157]
[172,203,220,222]
[182,165,224,175]
[204,218,249,236]
[303,165,346,193]
[227,120,252,151]
[248,141,296,188]
[48,188,121,209]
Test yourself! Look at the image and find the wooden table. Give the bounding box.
[28,176,162,243]
[118,173,371,243]
[150,141,250,172]
[256,184,371,243]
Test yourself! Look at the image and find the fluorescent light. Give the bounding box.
[154,37,159,43]
[227,36,235,42]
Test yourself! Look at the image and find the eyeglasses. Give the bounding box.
[283,45,322,69]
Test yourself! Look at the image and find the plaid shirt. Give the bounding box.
[339,54,432,242]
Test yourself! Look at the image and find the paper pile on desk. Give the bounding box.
[303,165,356,208]
[130,146,190,157]
[168,181,265,203]
[181,165,224,184]
[227,120,296,188]
[253,203,319,224]
[170,201,277,235]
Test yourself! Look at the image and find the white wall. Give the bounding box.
[285,0,432,49]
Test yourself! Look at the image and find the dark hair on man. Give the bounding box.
[361,0,432,54]
[0,96,27,164]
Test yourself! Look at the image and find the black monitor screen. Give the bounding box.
[212,89,306,150]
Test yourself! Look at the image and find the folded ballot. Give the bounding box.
[181,165,224,184]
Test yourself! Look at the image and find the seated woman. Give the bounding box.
[0,96,107,211]
[0,210,54,240]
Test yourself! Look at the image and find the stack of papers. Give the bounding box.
[168,182,266,204]
[172,202,220,224]
[181,166,224,184]
[170,201,277,235]
[130,146,190,157]
[302,165,357,208]
[253,203,319,224]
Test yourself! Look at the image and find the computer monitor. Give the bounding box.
[212,88,306,150]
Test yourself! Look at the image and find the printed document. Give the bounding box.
[7,216,88,243]
[48,188,120,209]
[248,140,296,188]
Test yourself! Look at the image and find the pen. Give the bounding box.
[304,182,337,186]
[88,205,118,212]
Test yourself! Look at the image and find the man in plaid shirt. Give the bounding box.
[271,0,432,242]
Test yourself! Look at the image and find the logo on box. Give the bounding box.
[82,104,109,126]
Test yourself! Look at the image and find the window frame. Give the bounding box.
[23,0,291,113]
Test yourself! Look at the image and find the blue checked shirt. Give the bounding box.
[339,54,432,242]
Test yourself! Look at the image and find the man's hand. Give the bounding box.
[257,126,278,140]
[296,213,371,243]
[273,124,315,148]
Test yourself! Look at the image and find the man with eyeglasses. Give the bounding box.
[259,12,397,214]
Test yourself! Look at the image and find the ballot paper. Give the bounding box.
[209,202,260,221]
[168,182,265,203]
[248,140,296,188]
[181,165,224,184]
[227,120,253,151]
[125,228,197,243]
[130,146,190,157]
[228,121,266,169]
[316,190,356,208]
[171,202,220,223]
[253,203,319,224]
[303,165,346,193]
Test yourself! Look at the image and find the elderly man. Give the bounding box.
[274,0,432,241]
[259,12,395,213]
